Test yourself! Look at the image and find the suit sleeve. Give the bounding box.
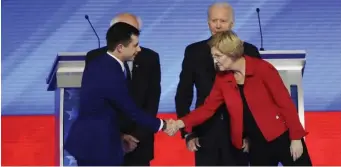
[85,51,92,65]
[261,63,307,140]
[244,42,261,59]
[130,53,161,140]
[180,77,224,133]
[104,71,162,133]
[175,46,196,138]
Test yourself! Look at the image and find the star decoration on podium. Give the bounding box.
[65,155,77,166]
[65,89,77,100]
[65,107,77,120]
[63,88,81,166]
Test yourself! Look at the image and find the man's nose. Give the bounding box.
[215,21,222,29]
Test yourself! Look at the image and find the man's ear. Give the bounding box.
[116,44,124,53]
[229,22,234,29]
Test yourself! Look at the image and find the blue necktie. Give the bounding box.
[123,63,132,93]
[124,62,131,80]
[123,68,127,78]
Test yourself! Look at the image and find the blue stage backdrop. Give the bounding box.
[2,0,341,115]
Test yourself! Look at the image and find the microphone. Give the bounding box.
[256,8,264,51]
[85,15,100,48]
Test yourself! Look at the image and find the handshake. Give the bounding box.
[121,119,186,154]
[162,119,185,136]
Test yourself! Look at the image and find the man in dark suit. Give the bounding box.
[85,13,161,166]
[65,22,171,166]
[175,2,261,166]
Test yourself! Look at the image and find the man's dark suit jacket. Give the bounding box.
[85,46,161,162]
[64,53,161,165]
[175,39,261,144]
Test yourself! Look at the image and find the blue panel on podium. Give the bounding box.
[62,88,80,166]
[291,85,299,111]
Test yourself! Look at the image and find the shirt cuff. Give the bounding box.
[184,133,191,138]
[158,119,164,131]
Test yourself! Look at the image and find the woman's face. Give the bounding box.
[211,47,234,71]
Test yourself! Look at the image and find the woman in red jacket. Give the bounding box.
[171,31,312,166]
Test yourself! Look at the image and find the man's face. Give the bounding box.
[208,6,234,35]
[121,35,141,61]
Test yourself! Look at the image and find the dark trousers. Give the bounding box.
[231,146,249,166]
[76,158,121,166]
[123,155,150,166]
[248,131,312,166]
[194,119,248,166]
[195,145,248,166]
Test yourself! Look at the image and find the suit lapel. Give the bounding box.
[129,53,148,106]
[203,37,218,72]
[132,57,139,81]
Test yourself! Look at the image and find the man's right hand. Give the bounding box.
[186,137,201,152]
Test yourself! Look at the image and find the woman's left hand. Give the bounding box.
[290,139,303,161]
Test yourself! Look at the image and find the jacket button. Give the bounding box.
[276,115,280,119]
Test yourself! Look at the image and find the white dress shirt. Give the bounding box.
[126,61,133,77]
[106,52,164,131]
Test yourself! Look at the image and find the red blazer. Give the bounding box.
[180,56,307,149]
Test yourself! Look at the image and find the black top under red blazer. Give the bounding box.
[181,56,307,149]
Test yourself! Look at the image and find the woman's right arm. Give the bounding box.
[180,75,225,133]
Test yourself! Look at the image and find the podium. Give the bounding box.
[46,50,306,166]
[46,52,86,166]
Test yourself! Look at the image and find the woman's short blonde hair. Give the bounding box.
[208,31,244,60]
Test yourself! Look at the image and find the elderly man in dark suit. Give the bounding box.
[85,13,161,166]
[175,2,261,166]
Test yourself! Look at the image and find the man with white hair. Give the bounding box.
[85,13,161,166]
[175,2,261,166]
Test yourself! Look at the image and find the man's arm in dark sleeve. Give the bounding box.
[175,46,197,139]
[130,52,162,140]
[104,70,163,133]
[243,42,261,59]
